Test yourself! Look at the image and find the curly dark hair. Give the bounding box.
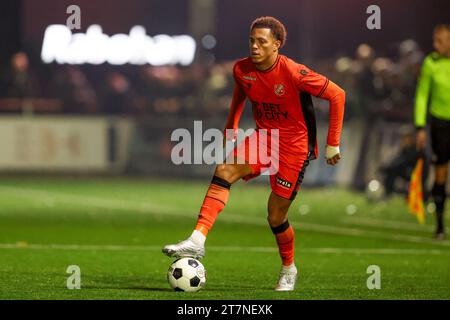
[250,16,287,48]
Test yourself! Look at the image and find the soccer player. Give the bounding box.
[163,16,345,291]
[415,24,450,240]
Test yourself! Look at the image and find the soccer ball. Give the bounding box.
[167,258,206,292]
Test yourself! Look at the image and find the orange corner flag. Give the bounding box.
[407,158,425,224]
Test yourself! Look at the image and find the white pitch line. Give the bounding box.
[0,243,449,256]
[1,185,450,247]
[0,186,180,217]
[341,216,450,233]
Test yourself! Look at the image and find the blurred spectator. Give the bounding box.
[353,44,378,116]
[1,52,39,98]
[0,39,428,120]
[333,56,361,119]
[379,125,429,198]
[136,66,184,114]
[52,66,97,113]
[201,62,234,116]
[101,72,136,114]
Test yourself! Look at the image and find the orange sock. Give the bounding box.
[195,176,231,236]
[271,220,295,266]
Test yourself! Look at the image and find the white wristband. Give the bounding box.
[326,145,340,159]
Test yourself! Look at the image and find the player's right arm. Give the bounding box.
[223,65,247,143]
[414,55,433,151]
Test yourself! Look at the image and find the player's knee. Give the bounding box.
[215,164,238,183]
[267,213,287,228]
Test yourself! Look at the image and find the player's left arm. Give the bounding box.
[296,66,346,165]
[320,80,346,165]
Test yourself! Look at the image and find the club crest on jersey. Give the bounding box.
[274,84,286,96]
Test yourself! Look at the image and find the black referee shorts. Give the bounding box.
[430,116,450,165]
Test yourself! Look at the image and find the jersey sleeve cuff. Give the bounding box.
[326,145,340,159]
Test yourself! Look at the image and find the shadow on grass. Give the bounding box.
[80,282,275,293]
[76,274,173,292]
[80,285,173,292]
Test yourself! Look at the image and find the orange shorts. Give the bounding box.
[231,130,312,200]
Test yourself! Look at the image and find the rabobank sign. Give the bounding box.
[41,24,197,66]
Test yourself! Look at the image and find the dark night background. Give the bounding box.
[1,0,449,64]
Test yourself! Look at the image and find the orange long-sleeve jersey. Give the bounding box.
[225,54,345,165]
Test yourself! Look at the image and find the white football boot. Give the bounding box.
[162,231,205,259]
[274,264,298,291]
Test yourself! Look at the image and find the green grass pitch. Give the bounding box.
[0,176,449,300]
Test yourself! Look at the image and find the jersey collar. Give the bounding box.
[255,54,280,73]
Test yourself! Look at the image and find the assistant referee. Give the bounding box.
[415,24,450,240]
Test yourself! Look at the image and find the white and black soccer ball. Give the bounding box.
[167,258,206,292]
